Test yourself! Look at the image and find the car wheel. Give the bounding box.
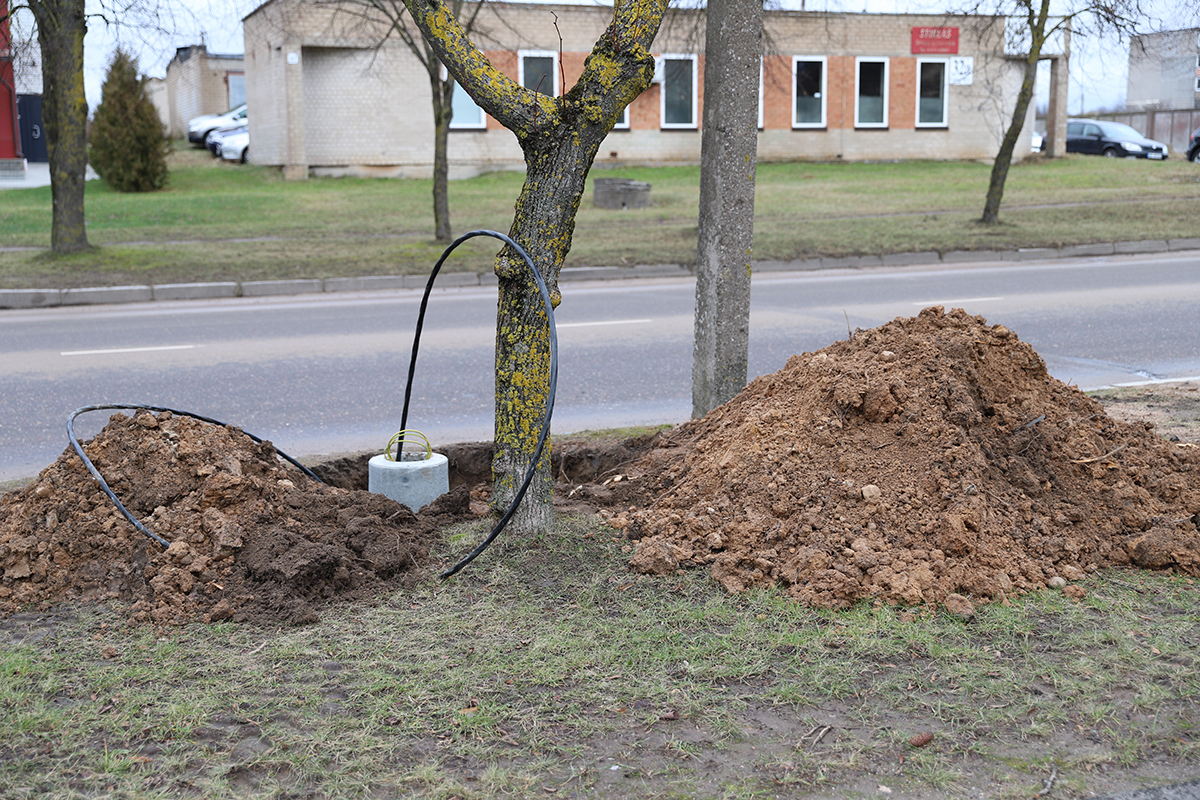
[240,148,248,165]
[1189,149,1200,163]
[1102,147,1118,158]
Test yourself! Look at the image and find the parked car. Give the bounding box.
[1031,130,1043,152]
[219,129,250,164]
[206,124,247,157]
[1188,126,1200,162]
[1064,118,1168,159]
[187,104,247,146]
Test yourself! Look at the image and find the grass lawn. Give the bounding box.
[1,514,1197,799]
[1,148,1197,289]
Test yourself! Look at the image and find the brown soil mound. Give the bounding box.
[0,411,469,626]
[623,307,1200,608]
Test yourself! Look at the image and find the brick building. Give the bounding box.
[159,45,245,138]
[242,0,1038,178]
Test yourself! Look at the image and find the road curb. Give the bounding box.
[2,239,1197,310]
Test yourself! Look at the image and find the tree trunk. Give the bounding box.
[32,0,90,253]
[490,137,595,533]
[691,0,763,418]
[431,74,453,242]
[981,51,1040,224]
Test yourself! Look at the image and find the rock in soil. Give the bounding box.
[0,411,471,627]
[625,307,1200,609]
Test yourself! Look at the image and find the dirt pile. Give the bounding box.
[623,307,1200,608]
[0,410,469,626]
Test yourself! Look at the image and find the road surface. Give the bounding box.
[2,250,1198,482]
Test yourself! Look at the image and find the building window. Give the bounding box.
[855,57,889,128]
[792,57,826,128]
[916,59,948,127]
[660,54,697,129]
[450,82,487,129]
[758,59,764,129]
[612,104,630,130]
[227,73,246,109]
[519,51,559,96]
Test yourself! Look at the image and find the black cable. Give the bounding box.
[394,230,558,579]
[67,403,323,548]
[64,230,557,575]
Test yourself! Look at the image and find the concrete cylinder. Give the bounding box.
[368,452,449,512]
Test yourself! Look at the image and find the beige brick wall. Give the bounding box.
[244,1,1032,174]
[165,48,244,137]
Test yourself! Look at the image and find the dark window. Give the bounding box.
[857,60,886,126]
[522,55,555,96]
[663,58,695,126]
[795,60,824,126]
[918,61,946,125]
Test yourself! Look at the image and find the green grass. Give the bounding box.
[1,513,1197,798]
[1,148,1198,289]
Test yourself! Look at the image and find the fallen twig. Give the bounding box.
[1070,443,1128,464]
[1034,764,1058,797]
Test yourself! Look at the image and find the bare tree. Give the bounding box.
[6,0,90,251]
[968,0,1167,224]
[4,0,187,253]
[401,0,668,533]
[318,0,488,241]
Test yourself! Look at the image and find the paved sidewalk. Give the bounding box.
[1,236,1198,310]
[0,161,100,190]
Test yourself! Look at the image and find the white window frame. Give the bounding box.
[441,66,488,130]
[854,56,889,129]
[659,53,698,129]
[518,50,560,97]
[792,56,827,129]
[612,104,630,130]
[915,57,949,128]
[758,59,765,129]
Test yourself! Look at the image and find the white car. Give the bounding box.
[220,129,250,163]
[187,104,247,146]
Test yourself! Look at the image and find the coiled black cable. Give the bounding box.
[396,230,558,579]
[65,230,557,579]
[67,403,323,549]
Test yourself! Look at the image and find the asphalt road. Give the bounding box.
[2,250,1198,482]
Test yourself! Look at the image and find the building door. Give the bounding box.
[17,95,48,162]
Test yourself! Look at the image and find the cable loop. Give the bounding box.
[67,403,323,549]
[65,231,555,578]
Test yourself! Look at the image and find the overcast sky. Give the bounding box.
[65,0,1190,116]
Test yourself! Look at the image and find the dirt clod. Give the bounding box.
[626,307,1200,609]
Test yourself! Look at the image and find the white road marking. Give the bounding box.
[1113,375,1200,388]
[61,344,198,356]
[557,318,652,329]
[911,296,1004,306]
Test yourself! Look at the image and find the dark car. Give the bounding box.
[1188,126,1199,162]
[1064,118,1168,159]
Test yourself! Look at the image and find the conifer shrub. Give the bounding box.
[89,49,170,192]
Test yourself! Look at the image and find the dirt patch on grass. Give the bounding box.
[0,411,473,627]
[621,307,1200,608]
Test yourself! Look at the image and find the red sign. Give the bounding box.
[911,27,959,55]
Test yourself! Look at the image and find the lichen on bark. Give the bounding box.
[402,0,667,533]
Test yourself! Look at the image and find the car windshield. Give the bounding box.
[1098,121,1143,140]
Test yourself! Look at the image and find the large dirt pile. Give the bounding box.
[624,307,1200,608]
[0,411,467,626]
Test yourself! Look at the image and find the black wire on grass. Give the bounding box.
[395,230,558,580]
[67,403,323,548]
[66,231,556,578]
